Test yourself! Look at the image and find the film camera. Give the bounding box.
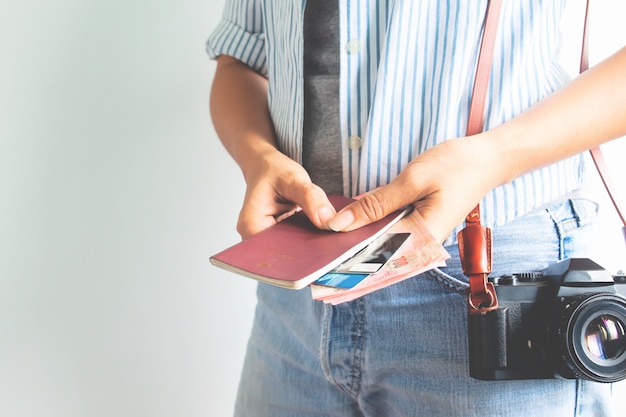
[469,258,626,382]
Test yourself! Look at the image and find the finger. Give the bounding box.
[411,198,451,244]
[279,182,337,230]
[236,200,295,239]
[236,209,276,240]
[328,184,413,232]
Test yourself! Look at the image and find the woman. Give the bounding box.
[207,1,626,415]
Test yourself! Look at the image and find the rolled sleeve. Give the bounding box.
[205,7,267,76]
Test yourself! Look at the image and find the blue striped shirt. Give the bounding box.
[206,0,586,245]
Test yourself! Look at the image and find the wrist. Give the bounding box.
[478,128,523,186]
[236,138,283,185]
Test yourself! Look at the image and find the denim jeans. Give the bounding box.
[234,197,616,417]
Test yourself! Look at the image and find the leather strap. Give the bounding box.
[462,0,626,314]
[580,1,626,241]
[590,147,626,239]
[459,0,502,314]
[465,0,503,139]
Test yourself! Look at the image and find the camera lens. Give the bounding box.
[584,315,626,362]
[556,293,626,382]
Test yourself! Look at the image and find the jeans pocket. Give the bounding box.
[546,197,599,260]
[426,197,600,295]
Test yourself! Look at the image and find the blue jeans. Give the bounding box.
[234,197,616,416]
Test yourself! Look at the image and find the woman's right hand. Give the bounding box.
[236,147,337,239]
[210,55,336,239]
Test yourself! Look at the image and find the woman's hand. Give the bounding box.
[236,147,337,239]
[210,55,337,239]
[329,135,509,243]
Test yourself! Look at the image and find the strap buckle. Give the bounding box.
[458,208,499,314]
[467,279,499,313]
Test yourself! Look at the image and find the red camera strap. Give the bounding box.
[461,0,626,314]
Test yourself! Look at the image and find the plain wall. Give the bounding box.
[2,1,253,416]
[1,0,624,416]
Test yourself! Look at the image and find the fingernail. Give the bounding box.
[329,210,355,232]
[318,206,335,226]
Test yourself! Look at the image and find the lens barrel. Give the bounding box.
[554,293,626,382]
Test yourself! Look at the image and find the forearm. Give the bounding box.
[485,46,626,186]
[210,55,336,235]
[327,46,626,239]
[210,55,279,183]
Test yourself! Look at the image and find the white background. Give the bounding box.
[1,0,625,416]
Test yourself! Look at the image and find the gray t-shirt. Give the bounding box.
[302,0,343,195]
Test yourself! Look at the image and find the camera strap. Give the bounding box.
[580,3,626,243]
[460,0,626,315]
[459,0,501,314]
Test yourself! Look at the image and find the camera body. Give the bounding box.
[469,258,626,382]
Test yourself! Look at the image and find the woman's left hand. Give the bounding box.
[329,134,508,243]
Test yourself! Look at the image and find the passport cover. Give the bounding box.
[210,195,410,289]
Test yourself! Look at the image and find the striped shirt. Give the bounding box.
[206,0,586,245]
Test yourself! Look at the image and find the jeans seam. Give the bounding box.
[350,298,365,399]
[320,303,336,386]
[574,379,582,417]
[320,302,364,399]
[425,268,469,294]
[546,207,566,261]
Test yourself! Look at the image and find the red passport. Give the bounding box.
[210,195,410,289]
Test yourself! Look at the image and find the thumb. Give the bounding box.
[328,185,410,232]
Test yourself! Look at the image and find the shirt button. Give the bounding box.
[348,135,363,150]
[345,38,360,55]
